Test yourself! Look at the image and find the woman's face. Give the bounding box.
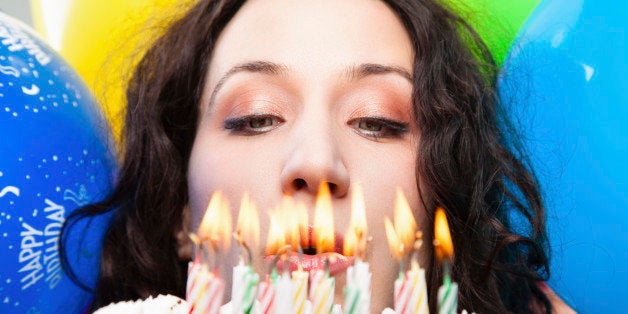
[188,0,425,311]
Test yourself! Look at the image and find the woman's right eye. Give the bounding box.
[223,114,284,135]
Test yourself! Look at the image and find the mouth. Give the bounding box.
[264,225,353,276]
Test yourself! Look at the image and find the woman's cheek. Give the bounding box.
[188,136,282,231]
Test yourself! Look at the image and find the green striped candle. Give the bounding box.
[437,261,458,314]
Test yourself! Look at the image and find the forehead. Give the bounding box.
[207,0,414,85]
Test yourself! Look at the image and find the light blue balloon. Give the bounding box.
[0,12,116,313]
[500,0,627,311]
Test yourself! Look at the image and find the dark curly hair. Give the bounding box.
[60,0,551,312]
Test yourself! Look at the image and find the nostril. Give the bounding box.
[327,182,337,194]
[293,178,307,190]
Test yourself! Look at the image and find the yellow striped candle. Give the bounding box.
[309,268,334,314]
[291,268,309,314]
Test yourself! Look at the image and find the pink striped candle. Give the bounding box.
[186,261,225,314]
[254,274,276,314]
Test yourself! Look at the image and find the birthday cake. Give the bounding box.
[93,294,190,314]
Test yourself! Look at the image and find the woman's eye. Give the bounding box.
[351,117,409,139]
[249,116,274,129]
[358,119,383,132]
[223,114,284,135]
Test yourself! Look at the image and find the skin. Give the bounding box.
[187,0,425,311]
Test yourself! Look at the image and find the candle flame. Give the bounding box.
[265,209,286,256]
[384,216,404,260]
[281,195,302,251]
[434,207,454,261]
[295,200,309,249]
[199,191,232,251]
[313,181,335,253]
[236,192,260,250]
[343,183,367,257]
[394,188,417,255]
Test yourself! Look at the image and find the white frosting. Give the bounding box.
[94,294,190,314]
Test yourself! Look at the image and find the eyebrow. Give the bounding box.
[208,60,413,106]
[346,63,413,82]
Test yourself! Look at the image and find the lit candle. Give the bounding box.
[310,182,335,314]
[277,195,311,314]
[343,184,371,314]
[279,196,310,314]
[309,261,335,314]
[384,189,428,314]
[258,209,291,314]
[434,207,457,314]
[232,193,260,314]
[187,192,232,314]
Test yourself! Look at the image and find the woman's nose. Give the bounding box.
[280,121,350,199]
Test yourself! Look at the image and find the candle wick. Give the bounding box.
[270,244,292,275]
[284,245,293,273]
[207,237,220,271]
[443,259,452,286]
[410,231,423,269]
[297,244,304,272]
[324,257,331,277]
[188,233,202,263]
[234,231,254,266]
[410,251,419,271]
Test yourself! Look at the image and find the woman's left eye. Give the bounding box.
[358,119,384,132]
[223,114,284,135]
[350,117,409,139]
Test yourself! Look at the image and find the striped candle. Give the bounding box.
[394,265,428,314]
[186,262,225,314]
[254,274,276,314]
[309,269,335,314]
[343,184,371,314]
[344,259,371,314]
[231,261,259,314]
[291,269,309,314]
[437,270,458,314]
[274,270,293,314]
[187,260,202,300]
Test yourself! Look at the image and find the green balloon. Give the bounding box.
[448,0,540,66]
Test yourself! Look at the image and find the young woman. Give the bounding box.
[62,0,570,312]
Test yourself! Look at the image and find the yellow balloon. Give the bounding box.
[30,0,191,143]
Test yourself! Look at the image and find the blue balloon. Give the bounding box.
[0,13,116,313]
[500,0,627,312]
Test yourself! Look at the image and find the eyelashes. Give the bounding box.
[223,114,284,135]
[224,114,408,139]
[349,116,409,139]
